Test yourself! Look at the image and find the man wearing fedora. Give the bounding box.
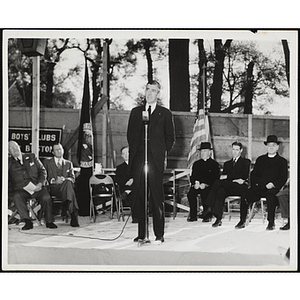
[187,142,220,222]
[235,135,288,230]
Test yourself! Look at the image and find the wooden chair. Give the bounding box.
[163,169,191,219]
[27,198,42,226]
[89,174,123,222]
[8,207,21,224]
[8,194,42,225]
[247,197,274,225]
[224,196,264,224]
[247,197,282,225]
[224,196,241,221]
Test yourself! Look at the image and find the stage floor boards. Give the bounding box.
[4,212,294,271]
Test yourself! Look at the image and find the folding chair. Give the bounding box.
[27,198,42,226]
[247,197,283,225]
[114,182,131,218]
[224,196,241,221]
[8,196,41,226]
[8,207,21,224]
[247,198,267,225]
[89,174,123,222]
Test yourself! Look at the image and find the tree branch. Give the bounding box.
[221,101,244,113]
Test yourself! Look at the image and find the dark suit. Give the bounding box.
[43,157,79,214]
[206,157,251,219]
[115,161,131,194]
[240,153,288,224]
[8,153,53,223]
[115,161,132,207]
[127,104,175,239]
[187,158,220,219]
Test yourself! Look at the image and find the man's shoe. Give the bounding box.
[154,236,164,244]
[199,207,211,219]
[22,220,33,230]
[280,221,290,230]
[46,222,58,229]
[266,223,275,230]
[198,212,205,219]
[212,219,222,227]
[235,221,245,229]
[133,236,144,242]
[202,216,211,222]
[187,217,197,222]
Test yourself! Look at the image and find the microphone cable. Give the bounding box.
[16,212,132,241]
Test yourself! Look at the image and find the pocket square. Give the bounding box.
[30,162,34,166]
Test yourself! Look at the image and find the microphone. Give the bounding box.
[142,110,149,123]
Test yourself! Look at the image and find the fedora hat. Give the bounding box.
[264,135,281,145]
[198,142,212,150]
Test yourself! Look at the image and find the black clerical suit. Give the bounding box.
[240,153,288,225]
[127,104,175,240]
[187,158,220,219]
[206,156,251,219]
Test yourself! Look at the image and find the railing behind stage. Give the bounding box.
[100,168,191,220]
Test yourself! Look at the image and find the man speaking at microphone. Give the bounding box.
[127,80,175,244]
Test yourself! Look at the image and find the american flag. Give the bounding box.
[187,109,212,169]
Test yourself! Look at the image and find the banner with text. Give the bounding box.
[9,127,62,157]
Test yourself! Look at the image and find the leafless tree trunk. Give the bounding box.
[282,40,290,86]
[244,61,254,114]
[209,39,232,112]
[144,39,153,82]
[169,39,190,111]
[197,39,207,111]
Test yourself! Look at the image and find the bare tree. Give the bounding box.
[169,39,190,111]
[281,40,290,86]
[209,39,232,112]
[243,61,254,114]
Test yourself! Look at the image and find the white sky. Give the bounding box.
[54,34,291,115]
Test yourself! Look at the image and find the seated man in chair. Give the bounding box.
[115,146,137,223]
[187,142,220,222]
[204,141,251,227]
[8,141,57,230]
[235,135,288,230]
[43,143,79,227]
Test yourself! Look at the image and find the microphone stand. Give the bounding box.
[138,111,151,246]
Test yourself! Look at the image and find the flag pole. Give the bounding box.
[248,114,252,161]
[202,64,206,114]
[102,41,108,168]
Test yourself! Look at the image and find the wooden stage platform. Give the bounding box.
[3,212,295,271]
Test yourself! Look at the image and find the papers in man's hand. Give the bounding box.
[23,182,36,195]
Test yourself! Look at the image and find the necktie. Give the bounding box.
[148,105,152,115]
[233,158,237,166]
[57,159,61,168]
[17,157,22,165]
